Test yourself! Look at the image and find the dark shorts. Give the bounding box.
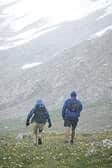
[64,119,79,130]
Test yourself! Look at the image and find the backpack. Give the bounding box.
[68,100,77,112]
[36,104,46,113]
[34,104,46,121]
[66,100,78,119]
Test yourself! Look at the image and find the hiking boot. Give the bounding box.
[38,138,42,145]
[70,140,74,145]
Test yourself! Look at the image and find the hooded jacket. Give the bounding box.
[62,98,83,120]
[26,100,51,125]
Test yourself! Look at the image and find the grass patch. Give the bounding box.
[0,131,112,168]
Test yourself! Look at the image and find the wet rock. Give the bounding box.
[102,139,112,148]
[16,133,32,141]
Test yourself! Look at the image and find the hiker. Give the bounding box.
[26,100,52,145]
[62,91,83,144]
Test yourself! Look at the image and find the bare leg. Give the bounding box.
[71,128,75,144]
[33,123,38,145]
[38,124,44,145]
[65,127,70,143]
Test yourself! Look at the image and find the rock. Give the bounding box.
[16,133,32,141]
[102,139,112,148]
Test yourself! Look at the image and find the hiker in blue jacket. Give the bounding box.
[62,91,83,144]
[26,100,52,145]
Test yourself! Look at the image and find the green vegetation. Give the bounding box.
[0,131,112,168]
[0,117,26,136]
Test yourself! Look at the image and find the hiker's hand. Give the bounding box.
[48,123,52,128]
[26,121,30,126]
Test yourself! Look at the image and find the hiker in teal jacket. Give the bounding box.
[26,100,52,145]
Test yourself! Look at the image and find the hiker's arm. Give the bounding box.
[45,108,52,128]
[77,102,83,117]
[48,115,52,128]
[79,103,83,112]
[26,108,35,126]
[62,101,67,119]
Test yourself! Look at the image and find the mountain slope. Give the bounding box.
[0,30,112,132]
[1,30,112,107]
